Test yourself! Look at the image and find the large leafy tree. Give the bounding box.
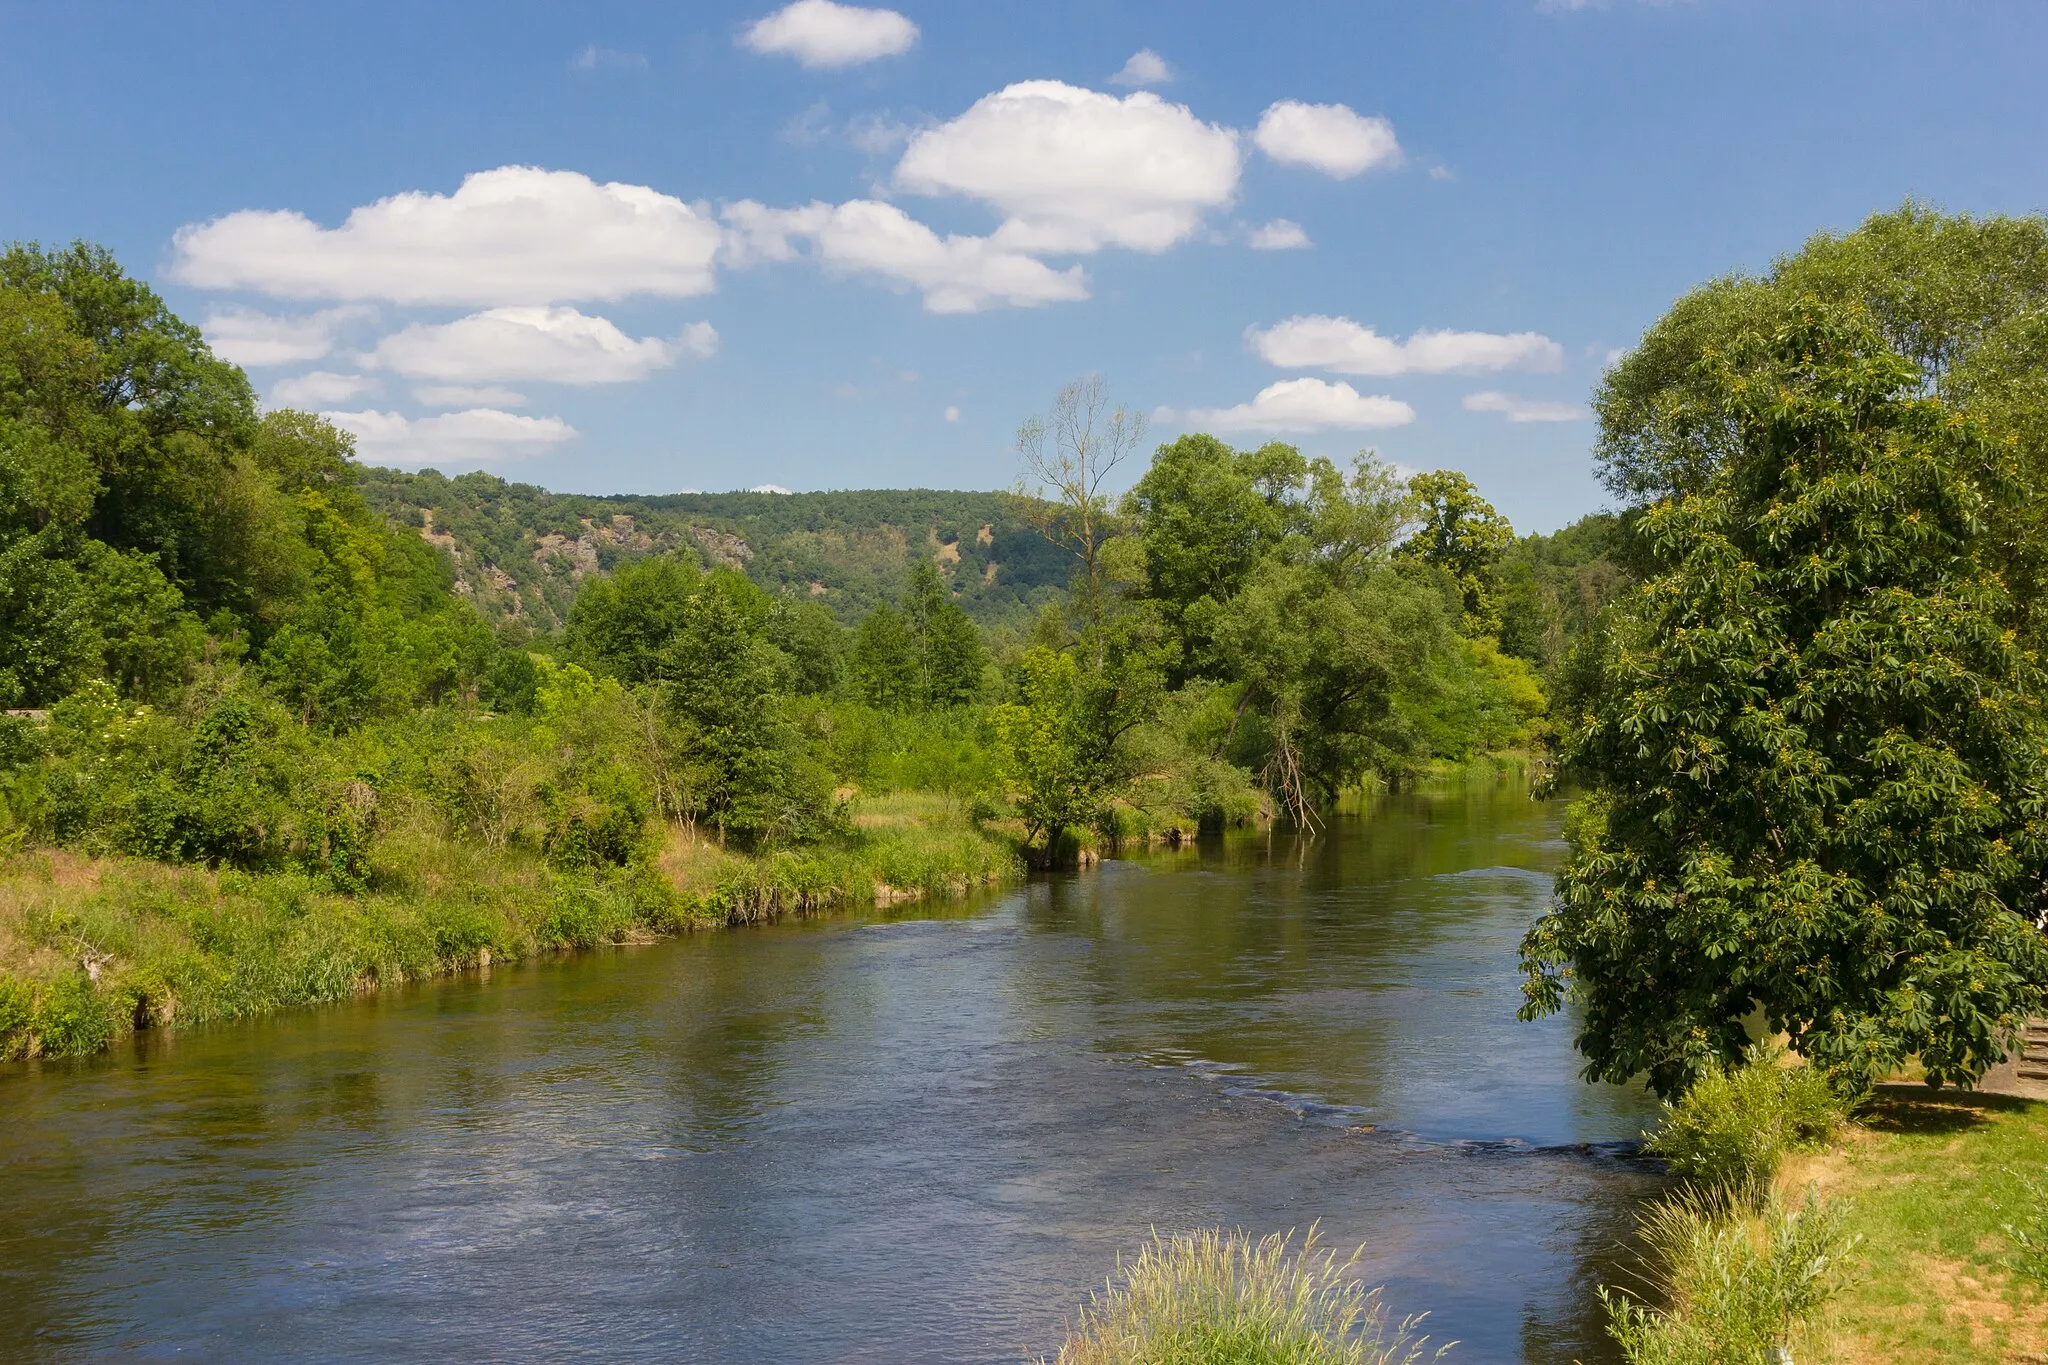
[1521,302,2048,1098]
[1596,204,2048,642]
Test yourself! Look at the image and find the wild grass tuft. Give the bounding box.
[1604,1184,1856,1365]
[1048,1226,1450,1365]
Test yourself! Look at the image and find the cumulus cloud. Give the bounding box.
[740,0,917,67]
[1462,391,1589,423]
[203,305,373,367]
[269,371,379,407]
[1110,49,1171,87]
[894,81,1240,254]
[415,384,529,408]
[723,198,1088,313]
[325,408,577,469]
[170,166,722,305]
[1247,315,1563,376]
[1247,219,1311,250]
[1161,378,1415,434]
[367,307,714,384]
[750,483,793,494]
[1254,101,1402,178]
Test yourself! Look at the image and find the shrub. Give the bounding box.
[1605,1186,1855,1365]
[1048,1227,1447,1365]
[1645,1047,1845,1191]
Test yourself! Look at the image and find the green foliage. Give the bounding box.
[1399,469,1516,634]
[565,552,700,684]
[1522,301,2048,1098]
[1048,1227,1445,1365]
[1603,1187,1855,1365]
[1596,203,2048,650]
[849,604,922,710]
[356,468,1071,630]
[657,573,832,847]
[1125,434,1306,681]
[1644,1049,1846,1192]
[992,647,1108,853]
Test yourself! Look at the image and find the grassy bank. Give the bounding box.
[1786,1089,2048,1362]
[0,790,1018,1061]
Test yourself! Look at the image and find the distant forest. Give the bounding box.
[358,472,1077,632]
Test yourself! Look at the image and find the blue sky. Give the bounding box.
[3,1,2044,532]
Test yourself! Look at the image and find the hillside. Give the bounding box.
[357,468,1075,631]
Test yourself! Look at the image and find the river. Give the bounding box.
[0,785,1663,1362]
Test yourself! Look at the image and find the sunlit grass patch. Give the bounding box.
[1048,1227,1449,1365]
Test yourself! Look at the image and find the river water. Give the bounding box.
[1,786,1663,1363]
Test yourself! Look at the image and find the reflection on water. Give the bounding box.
[0,785,1660,1362]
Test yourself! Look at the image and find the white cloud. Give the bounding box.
[943,405,960,422]
[1247,315,1563,376]
[847,111,916,154]
[326,408,577,468]
[203,305,373,367]
[415,384,529,408]
[368,307,714,384]
[1254,101,1402,178]
[1247,219,1311,251]
[1462,391,1589,423]
[1110,49,1171,87]
[894,81,1241,254]
[740,0,917,67]
[750,483,793,494]
[1162,378,1415,434]
[570,45,646,71]
[269,371,379,407]
[171,166,722,305]
[723,198,1088,313]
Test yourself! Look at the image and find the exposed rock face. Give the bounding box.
[690,526,753,569]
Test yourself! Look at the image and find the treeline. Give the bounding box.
[0,240,1591,902]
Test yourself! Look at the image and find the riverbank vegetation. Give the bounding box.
[1047,1227,1447,1365]
[0,242,1567,1058]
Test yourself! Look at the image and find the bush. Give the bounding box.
[1605,1186,1856,1365]
[1645,1047,1845,1191]
[1048,1227,1446,1365]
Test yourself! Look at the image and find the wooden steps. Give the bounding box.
[2018,1019,2048,1082]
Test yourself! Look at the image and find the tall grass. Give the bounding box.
[1047,1227,1450,1365]
[1604,1186,1856,1365]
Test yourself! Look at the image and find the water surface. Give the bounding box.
[1,786,1661,1362]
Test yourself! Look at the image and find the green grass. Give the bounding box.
[1784,1090,2048,1362]
[0,793,1020,1060]
[1046,1227,1449,1365]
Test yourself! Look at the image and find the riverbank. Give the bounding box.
[1778,1088,2048,1362]
[0,790,1019,1061]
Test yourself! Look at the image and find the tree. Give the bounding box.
[1399,470,1516,635]
[904,557,985,706]
[1521,302,2048,1098]
[1015,376,1147,638]
[1594,204,2048,645]
[991,647,1105,858]
[848,604,920,710]
[1125,434,1305,682]
[565,553,700,685]
[658,584,826,846]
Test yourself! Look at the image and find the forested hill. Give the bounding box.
[357,469,1074,631]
